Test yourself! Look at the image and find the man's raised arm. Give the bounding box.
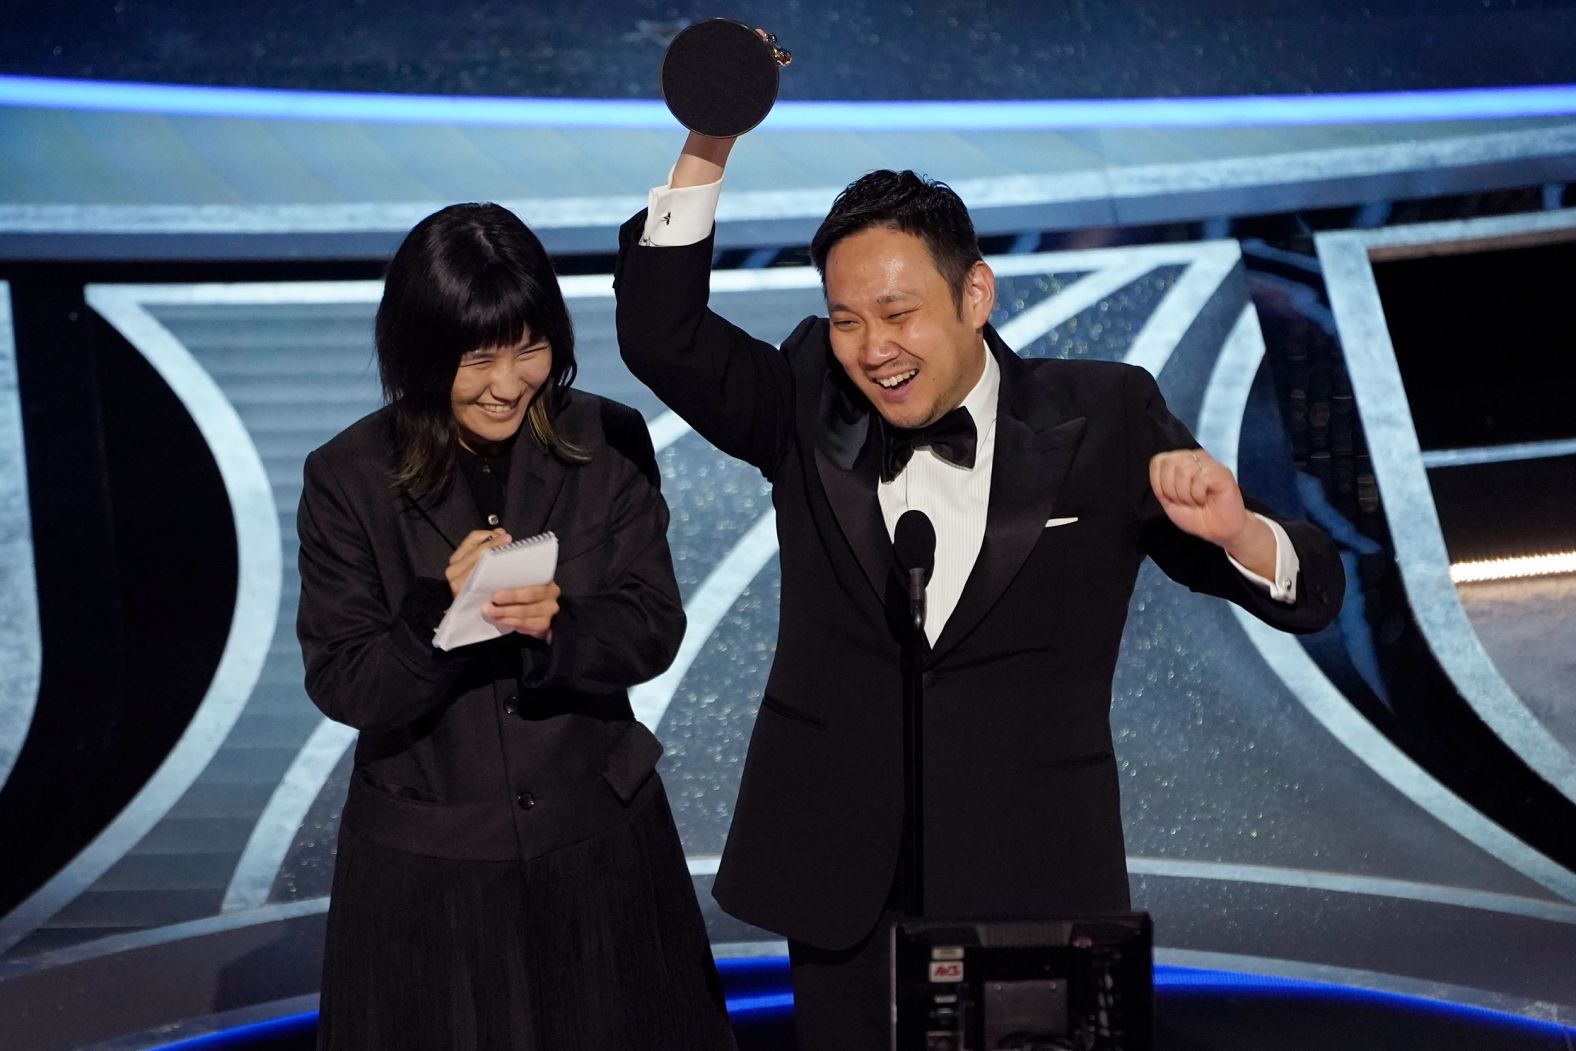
[614,130,799,476]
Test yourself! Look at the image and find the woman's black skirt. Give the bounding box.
[317,783,735,1050]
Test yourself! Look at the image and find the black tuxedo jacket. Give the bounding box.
[296,394,683,862]
[614,214,1342,950]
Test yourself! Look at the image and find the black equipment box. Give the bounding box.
[890,913,1153,1050]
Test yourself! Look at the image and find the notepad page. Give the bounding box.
[432,532,559,651]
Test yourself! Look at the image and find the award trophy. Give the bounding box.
[660,18,791,136]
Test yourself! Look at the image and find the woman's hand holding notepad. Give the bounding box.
[433,532,560,651]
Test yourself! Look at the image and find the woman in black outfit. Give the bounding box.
[296,202,734,1050]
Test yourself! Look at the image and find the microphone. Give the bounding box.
[894,510,936,635]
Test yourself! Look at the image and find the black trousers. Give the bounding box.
[788,908,904,1051]
[787,859,917,1051]
[793,671,924,1049]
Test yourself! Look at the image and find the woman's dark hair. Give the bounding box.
[809,170,983,313]
[376,202,586,494]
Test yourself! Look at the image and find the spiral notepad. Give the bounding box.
[432,531,559,651]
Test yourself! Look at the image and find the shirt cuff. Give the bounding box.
[640,172,723,246]
[1227,513,1300,604]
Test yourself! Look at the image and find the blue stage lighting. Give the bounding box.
[148,1011,316,1050]
[2,75,1576,128]
[143,962,1576,1048]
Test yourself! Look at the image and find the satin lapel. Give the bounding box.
[929,336,1087,663]
[812,370,890,602]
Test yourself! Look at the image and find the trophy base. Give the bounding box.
[661,18,784,138]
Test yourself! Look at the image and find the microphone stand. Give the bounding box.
[892,508,935,1047]
[902,566,926,917]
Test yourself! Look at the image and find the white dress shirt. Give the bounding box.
[641,176,1301,644]
[876,351,1001,646]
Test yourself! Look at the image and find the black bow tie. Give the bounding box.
[881,407,978,483]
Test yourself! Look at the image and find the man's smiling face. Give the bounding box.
[823,225,995,431]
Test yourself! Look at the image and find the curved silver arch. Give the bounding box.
[0,284,40,794]
[1121,242,1242,379]
[1196,302,1576,902]
[1129,855,1576,927]
[630,508,781,734]
[221,718,356,914]
[1315,213,1576,806]
[0,288,282,954]
[993,260,1153,348]
[0,899,326,979]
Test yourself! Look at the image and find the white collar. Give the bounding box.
[957,339,1000,437]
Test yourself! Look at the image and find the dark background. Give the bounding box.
[5,0,1576,100]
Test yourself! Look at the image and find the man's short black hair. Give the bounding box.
[809,169,983,312]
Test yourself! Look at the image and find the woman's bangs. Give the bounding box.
[448,269,541,355]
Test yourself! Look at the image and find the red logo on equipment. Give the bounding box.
[928,960,964,983]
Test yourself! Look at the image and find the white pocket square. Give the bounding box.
[1044,516,1079,528]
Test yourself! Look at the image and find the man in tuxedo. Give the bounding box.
[614,130,1342,1048]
